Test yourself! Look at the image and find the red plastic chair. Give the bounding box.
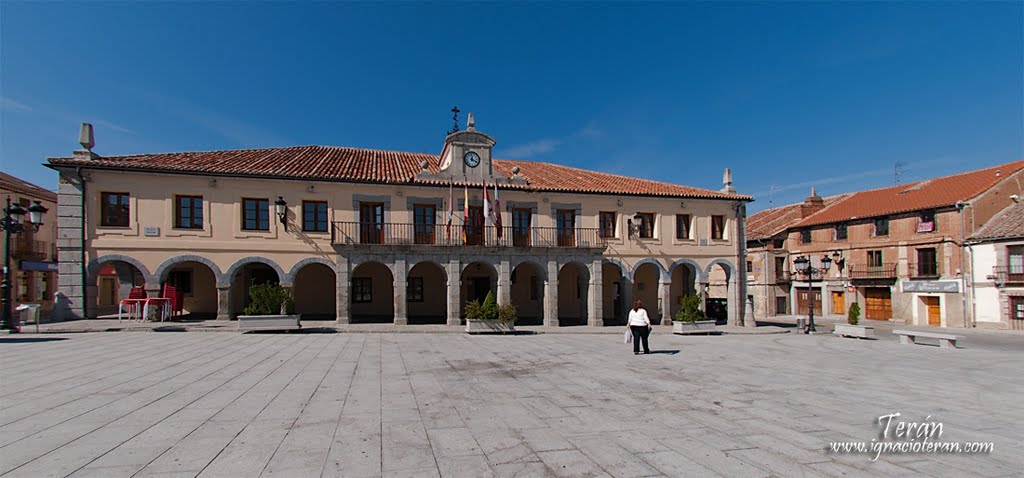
[119,286,148,321]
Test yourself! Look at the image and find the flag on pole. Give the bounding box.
[482,182,490,246]
[446,182,453,241]
[493,182,502,239]
[462,184,469,244]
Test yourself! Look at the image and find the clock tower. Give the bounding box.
[419,113,523,185]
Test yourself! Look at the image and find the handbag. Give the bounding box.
[624,329,632,344]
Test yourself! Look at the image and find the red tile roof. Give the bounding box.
[47,145,750,200]
[796,160,1024,227]
[0,171,57,203]
[971,201,1024,241]
[746,194,851,240]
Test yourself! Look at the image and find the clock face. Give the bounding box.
[464,151,481,168]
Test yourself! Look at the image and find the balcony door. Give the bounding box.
[466,206,484,245]
[359,202,384,244]
[413,204,436,245]
[556,209,575,247]
[512,208,531,247]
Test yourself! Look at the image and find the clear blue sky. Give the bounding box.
[2,2,1021,212]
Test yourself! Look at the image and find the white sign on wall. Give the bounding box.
[143,227,160,237]
[901,280,960,293]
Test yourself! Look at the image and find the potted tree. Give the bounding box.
[833,302,875,339]
[465,291,517,333]
[237,282,301,332]
[673,294,717,333]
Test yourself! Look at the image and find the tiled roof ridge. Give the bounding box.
[970,201,1024,241]
[746,192,851,239]
[0,171,58,202]
[840,159,1024,198]
[82,144,437,160]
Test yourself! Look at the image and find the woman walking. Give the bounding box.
[627,300,652,355]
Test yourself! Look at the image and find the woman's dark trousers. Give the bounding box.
[630,325,650,354]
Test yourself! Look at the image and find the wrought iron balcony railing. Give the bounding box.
[848,263,897,279]
[992,266,1024,285]
[10,237,48,260]
[331,222,605,248]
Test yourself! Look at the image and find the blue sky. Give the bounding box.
[1,2,1021,212]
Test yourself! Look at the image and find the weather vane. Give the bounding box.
[449,106,460,135]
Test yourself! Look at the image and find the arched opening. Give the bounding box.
[705,263,731,325]
[460,261,497,318]
[351,261,394,323]
[632,262,661,319]
[558,262,590,326]
[669,263,698,319]
[161,261,218,320]
[93,261,146,318]
[510,261,545,325]
[602,262,625,325]
[231,262,281,317]
[293,262,336,321]
[408,261,446,324]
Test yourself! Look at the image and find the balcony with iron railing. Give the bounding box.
[331,222,606,249]
[10,237,49,261]
[774,270,791,282]
[992,266,1024,285]
[908,260,942,279]
[848,263,898,280]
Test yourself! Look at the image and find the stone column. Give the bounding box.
[281,286,294,315]
[544,260,559,327]
[497,260,511,306]
[729,273,743,327]
[658,277,672,325]
[393,259,407,325]
[336,255,349,324]
[54,171,86,321]
[620,277,633,325]
[216,285,232,320]
[698,281,709,312]
[446,259,461,325]
[588,259,603,327]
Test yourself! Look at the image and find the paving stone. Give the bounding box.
[0,332,1020,478]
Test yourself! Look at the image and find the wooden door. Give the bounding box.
[99,277,117,306]
[924,297,941,326]
[795,288,822,315]
[831,292,845,316]
[864,288,892,320]
[466,207,484,245]
[359,202,384,244]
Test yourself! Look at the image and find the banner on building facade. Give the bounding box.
[900,280,960,293]
[19,260,58,272]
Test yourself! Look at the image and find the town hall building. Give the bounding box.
[48,116,752,327]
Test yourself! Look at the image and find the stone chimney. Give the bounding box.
[800,187,825,218]
[72,122,98,160]
[721,168,736,194]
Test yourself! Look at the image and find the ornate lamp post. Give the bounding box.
[793,254,832,334]
[2,197,49,333]
[274,196,288,225]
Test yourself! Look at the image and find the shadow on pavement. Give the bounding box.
[0,337,69,343]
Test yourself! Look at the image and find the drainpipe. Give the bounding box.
[956,201,969,328]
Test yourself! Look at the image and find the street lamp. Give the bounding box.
[274,196,288,225]
[2,198,48,333]
[793,254,832,334]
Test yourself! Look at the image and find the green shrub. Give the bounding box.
[498,303,518,325]
[243,282,295,315]
[674,294,707,323]
[481,291,498,321]
[464,299,484,321]
[848,302,861,325]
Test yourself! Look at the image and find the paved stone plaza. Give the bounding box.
[0,331,1021,478]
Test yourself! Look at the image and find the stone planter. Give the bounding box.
[238,314,301,332]
[673,320,717,334]
[465,319,515,334]
[833,323,875,339]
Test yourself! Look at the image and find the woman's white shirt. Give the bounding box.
[628,308,651,326]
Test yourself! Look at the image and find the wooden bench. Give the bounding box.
[892,329,964,349]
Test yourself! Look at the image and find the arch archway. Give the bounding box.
[631,262,662,319]
[408,261,446,324]
[293,262,337,320]
[704,260,733,325]
[510,261,545,325]
[669,261,699,319]
[602,261,626,325]
[231,262,282,317]
[351,261,394,323]
[558,262,590,326]
[460,261,497,318]
[161,261,218,319]
[89,257,148,318]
